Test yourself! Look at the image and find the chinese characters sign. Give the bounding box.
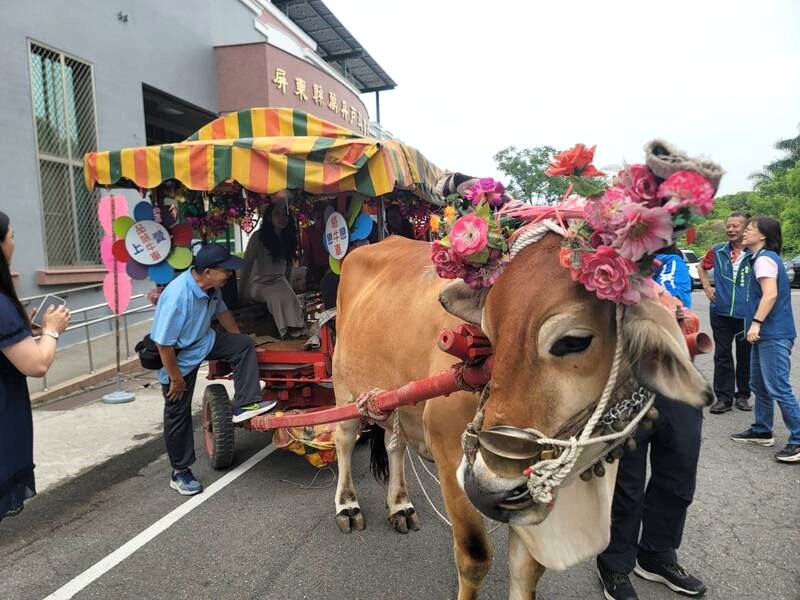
[272,67,369,135]
[125,220,172,266]
[324,212,349,259]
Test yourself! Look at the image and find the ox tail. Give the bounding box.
[366,425,389,484]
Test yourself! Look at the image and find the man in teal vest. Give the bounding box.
[697,213,753,413]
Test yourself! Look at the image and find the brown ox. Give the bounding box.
[332,235,712,599]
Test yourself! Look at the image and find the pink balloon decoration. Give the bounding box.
[98,195,129,235]
[103,272,132,316]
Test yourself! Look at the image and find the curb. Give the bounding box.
[31,357,142,407]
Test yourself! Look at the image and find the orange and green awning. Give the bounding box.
[83,108,444,204]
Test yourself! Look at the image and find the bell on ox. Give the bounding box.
[476,426,556,478]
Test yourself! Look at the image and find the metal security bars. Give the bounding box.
[29,42,100,266]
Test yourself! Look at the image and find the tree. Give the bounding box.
[493,145,569,204]
[748,124,800,187]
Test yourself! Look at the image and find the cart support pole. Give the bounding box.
[243,358,494,432]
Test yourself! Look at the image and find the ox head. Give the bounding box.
[441,234,713,525]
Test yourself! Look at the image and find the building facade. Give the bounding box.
[0,0,393,304]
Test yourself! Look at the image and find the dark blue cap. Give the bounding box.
[194,243,245,271]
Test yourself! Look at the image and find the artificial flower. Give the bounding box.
[444,205,457,221]
[464,178,507,208]
[430,214,441,233]
[577,246,640,304]
[657,171,715,216]
[431,241,465,279]
[463,260,504,289]
[613,203,673,262]
[618,164,659,205]
[546,144,606,178]
[450,214,489,256]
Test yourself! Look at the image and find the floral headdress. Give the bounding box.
[430,140,723,304]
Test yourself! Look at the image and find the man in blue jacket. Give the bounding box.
[697,213,753,413]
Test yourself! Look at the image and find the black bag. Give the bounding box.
[135,334,164,370]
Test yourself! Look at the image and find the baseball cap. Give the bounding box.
[194,243,245,271]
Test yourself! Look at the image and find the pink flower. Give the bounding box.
[577,246,640,304]
[617,164,659,206]
[463,260,504,289]
[464,178,507,208]
[656,171,715,216]
[431,241,465,279]
[583,187,633,245]
[450,214,489,256]
[613,203,674,262]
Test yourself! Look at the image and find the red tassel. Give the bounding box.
[686,227,696,244]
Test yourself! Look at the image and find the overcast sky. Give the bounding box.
[326,0,800,196]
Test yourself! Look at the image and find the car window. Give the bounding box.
[682,251,699,263]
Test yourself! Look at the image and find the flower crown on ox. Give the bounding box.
[430,140,723,305]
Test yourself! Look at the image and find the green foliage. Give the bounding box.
[493,145,569,204]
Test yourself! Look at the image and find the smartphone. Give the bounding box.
[31,294,66,328]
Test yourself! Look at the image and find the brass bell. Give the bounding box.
[612,419,628,432]
[646,407,660,421]
[593,463,606,477]
[611,446,625,460]
[580,469,593,481]
[640,419,653,431]
[625,438,637,451]
[605,453,615,464]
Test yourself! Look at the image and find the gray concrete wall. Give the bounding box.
[0,0,262,299]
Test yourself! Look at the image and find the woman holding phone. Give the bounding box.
[0,211,69,521]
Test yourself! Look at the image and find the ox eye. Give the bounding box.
[550,335,593,357]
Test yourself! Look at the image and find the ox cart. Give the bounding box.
[83,107,446,469]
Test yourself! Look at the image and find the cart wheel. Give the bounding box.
[202,384,235,470]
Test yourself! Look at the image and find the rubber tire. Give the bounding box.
[203,384,235,470]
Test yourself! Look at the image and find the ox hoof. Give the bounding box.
[389,508,421,534]
[335,507,366,534]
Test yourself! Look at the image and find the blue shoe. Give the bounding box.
[170,468,203,496]
[232,400,277,423]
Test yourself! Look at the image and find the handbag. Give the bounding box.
[135,334,164,370]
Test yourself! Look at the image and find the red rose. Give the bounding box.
[546,144,606,178]
[431,241,465,279]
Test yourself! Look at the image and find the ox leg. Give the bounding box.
[508,527,545,600]
[385,421,421,534]
[334,417,366,533]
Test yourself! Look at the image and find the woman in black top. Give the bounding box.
[0,211,69,521]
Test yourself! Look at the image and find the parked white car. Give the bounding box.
[679,249,701,289]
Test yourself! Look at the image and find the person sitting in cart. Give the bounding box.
[240,201,306,339]
[151,243,273,496]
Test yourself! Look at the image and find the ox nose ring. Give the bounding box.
[476,426,554,478]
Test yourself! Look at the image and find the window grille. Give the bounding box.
[29,42,99,266]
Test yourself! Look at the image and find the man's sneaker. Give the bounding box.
[730,428,775,447]
[170,469,203,496]
[708,400,732,414]
[232,400,277,423]
[734,396,753,411]
[597,558,639,600]
[634,557,706,596]
[775,444,800,463]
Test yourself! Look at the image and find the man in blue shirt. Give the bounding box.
[151,243,272,495]
[654,246,692,308]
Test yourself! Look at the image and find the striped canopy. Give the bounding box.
[83,108,444,205]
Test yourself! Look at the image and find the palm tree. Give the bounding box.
[750,126,800,188]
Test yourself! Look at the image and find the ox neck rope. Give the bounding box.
[462,220,655,506]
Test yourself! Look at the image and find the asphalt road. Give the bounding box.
[1,292,799,600]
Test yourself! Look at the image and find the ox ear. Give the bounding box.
[622,300,713,407]
[439,280,488,326]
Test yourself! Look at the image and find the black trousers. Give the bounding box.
[599,394,703,573]
[710,312,751,405]
[161,332,260,471]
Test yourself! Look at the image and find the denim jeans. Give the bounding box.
[750,338,800,445]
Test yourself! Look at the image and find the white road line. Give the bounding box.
[43,443,278,600]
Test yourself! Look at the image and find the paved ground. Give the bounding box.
[1,293,799,600]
